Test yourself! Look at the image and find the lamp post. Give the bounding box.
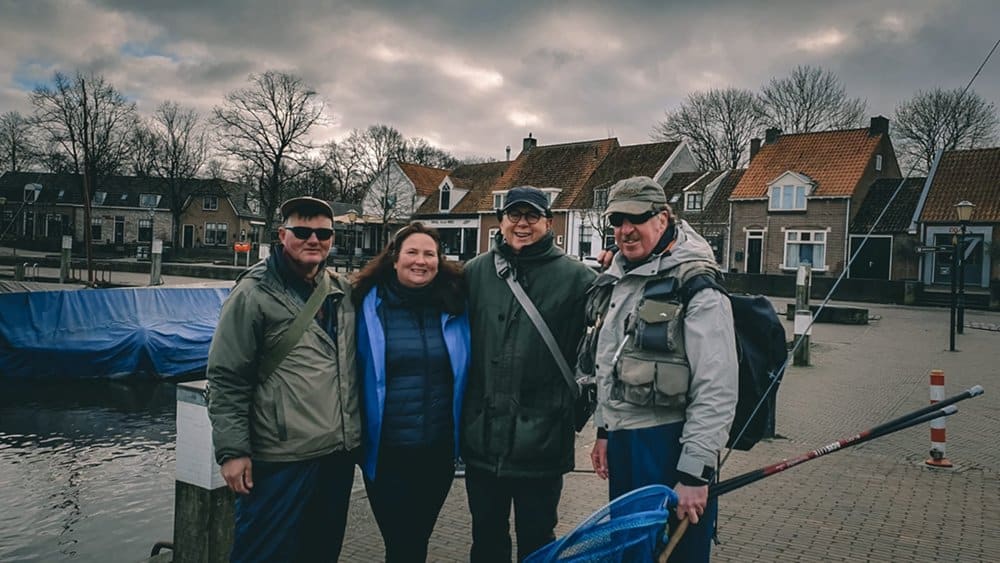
[346,210,358,272]
[955,200,975,336]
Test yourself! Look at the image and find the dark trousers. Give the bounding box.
[363,443,455,562]
[230,451,356,563]
[607,422,717,563]
[465,468,563,563]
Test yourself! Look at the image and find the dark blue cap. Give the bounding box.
[502,186,552,217]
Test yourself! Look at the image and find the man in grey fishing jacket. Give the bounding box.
[586,176,738,562]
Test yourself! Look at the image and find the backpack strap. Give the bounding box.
[494,252,580,399]
[678,272,728,309]
[257,269,333,384]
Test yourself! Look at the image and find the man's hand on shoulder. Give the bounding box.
[221,456,254,495]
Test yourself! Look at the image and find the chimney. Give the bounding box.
[505,145,511,161]
[869,115,889,136]
[764,127,781,144]
[749,138,762,161]
[523,132,537,153]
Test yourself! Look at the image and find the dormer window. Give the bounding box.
[93,191,107,206]
[492,192,506,210]
[769,184,808,211]
[440,184,451,211]
[686,192,703,211]
[120,193,128,202]
[139,193,161,208]
[203,195,218,211]
[875,154,883,172]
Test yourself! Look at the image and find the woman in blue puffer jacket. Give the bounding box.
[353,222,470,562]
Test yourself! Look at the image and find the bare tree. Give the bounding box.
[653,87,763,169]
[405,137,460,169]
[0,111,36,172]
[32,71,137,284]
[147,101,208,246]
[129,121,161,177]
[212,71,325,231]
[323,139,367,203]
[759,65,867,133]
[894,88,999,173]
[356,124,413,244]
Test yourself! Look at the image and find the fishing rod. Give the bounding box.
[710,386,983,498]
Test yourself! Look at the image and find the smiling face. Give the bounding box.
[613,210,669,262]
[500,204,550,253]
[394,232,440,288]
[278,212,334,273]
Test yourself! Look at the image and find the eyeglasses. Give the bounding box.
[284,226,334,241]
[505,209,543,224]
[609,210,661,228]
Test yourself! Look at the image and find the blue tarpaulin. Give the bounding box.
[0,286,231,378]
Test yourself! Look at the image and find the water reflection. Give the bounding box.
[0,380,177,562]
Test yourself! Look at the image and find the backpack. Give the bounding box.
[679,274,787,451]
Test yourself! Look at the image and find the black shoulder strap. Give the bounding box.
[679,273,728,308]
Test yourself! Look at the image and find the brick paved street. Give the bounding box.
[340,299,1000,562]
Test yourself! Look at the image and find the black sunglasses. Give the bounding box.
[285,226,334,241]
[609,210,661,228]
[505,209,543,224]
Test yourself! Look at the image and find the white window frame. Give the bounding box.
[440,185,451,211]
[492,192,507,210]
[139,193,161,208]
[875,154,883,172]
[782,229,828,271]
[203,195,219,211]
[769,185,808,211]
[686,192,703,211]
[138,218,153,243]
[204,222,228,245]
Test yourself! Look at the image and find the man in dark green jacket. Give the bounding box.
[462,186,596,562]
[207,196,361,562]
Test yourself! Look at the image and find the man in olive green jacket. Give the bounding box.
[462,186,596,562]
[207,197,361,562]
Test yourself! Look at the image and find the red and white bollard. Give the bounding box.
[925,369,953,468]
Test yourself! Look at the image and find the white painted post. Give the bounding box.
[925,370,953,468]
[175,380,234,562]
[794,264,812,366]
[258,242,271,261]
[60,235,72,283]
[150,239,163,286]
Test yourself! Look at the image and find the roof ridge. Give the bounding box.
[530,137,618,150]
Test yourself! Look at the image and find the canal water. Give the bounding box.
[0,380,177,562]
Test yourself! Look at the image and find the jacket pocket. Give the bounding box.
[274,388,288,442]
[614,354,690,408]
[507,407,564,464]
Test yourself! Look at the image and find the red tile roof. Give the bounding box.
[573,141,680,208]
[415,161,511,215]
[731,128,885,199]
[920,147,1000,223]
[473,138,619,211]
[396,162,450,197]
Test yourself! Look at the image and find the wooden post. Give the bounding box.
[150,240,163,286]
[60,235,72,283]
[175,380,234,563]
[793,264,811,366]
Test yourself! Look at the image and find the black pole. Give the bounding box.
[950,236,958,351]
[958,224,967,334]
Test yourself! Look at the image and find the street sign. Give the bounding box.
[916,245,953,253]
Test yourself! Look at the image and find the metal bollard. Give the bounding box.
[175,380,234,562]
[793,264,812,366]
[925,369,953,468]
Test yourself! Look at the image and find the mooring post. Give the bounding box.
[60,235,72,283]
[175,380,234,563]
[149,240,163,286]
[794,264,811,366]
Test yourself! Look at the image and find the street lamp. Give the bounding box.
[955,200,975,336]
[346,210,358,272]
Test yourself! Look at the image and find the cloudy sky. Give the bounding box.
[1,0,997,161]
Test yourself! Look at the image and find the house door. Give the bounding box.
[848,236,892,279]
[114,216,125,244]
[745,231,763,274]
[182,225,194,249]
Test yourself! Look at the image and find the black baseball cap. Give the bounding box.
[502,186,552,217]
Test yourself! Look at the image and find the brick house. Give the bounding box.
[847,177,925,281]
[912,147,1000,289]
[673,169,746,269]
[176,181,264,250]
[728,117,901,276]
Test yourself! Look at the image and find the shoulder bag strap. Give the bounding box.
[257,269,332,383]
[494,252,580,398]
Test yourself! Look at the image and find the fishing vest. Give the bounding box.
[579,260,719,409]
